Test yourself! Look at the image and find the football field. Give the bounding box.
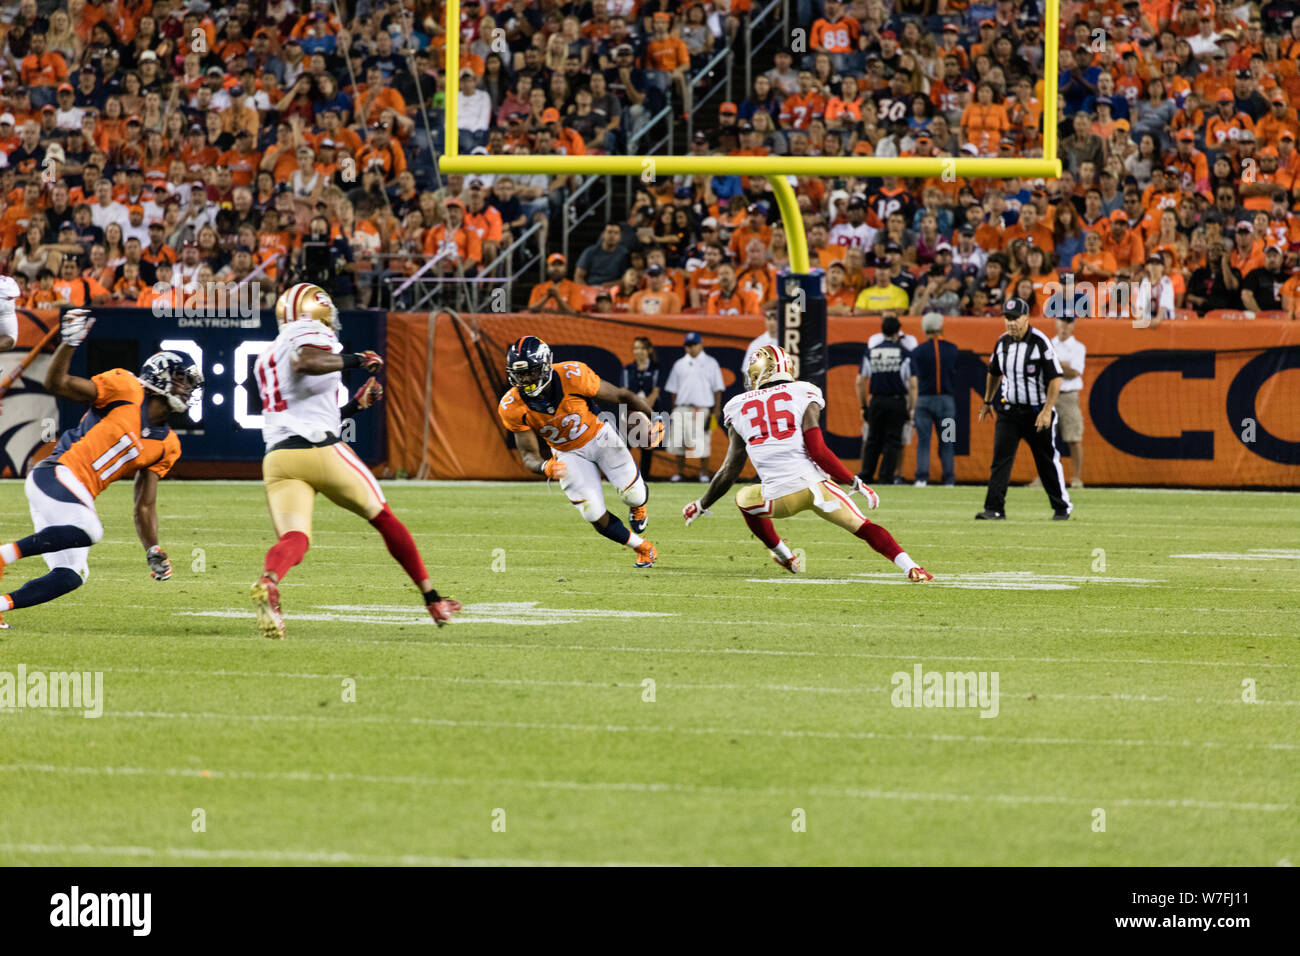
[0,479,1295,866]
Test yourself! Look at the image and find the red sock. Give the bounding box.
[855,521,903,561]
[265,531,309,581]
[370,505,429,585]
[740,509,781,549]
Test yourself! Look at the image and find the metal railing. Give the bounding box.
[746,0,788,100]
[381,219,546,313]
[685,44,735,144]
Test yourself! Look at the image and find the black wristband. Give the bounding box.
[342,353,363,369]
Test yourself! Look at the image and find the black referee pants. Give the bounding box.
[861,394,908,483]
[983,405,1072,515]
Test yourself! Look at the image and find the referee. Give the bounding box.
[975,298,1073,520]
[857,314,913,484]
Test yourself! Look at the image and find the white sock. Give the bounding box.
[0,543,19,565]
[626,532,644,549]
[894,552,919,573]
[772,540,793,560]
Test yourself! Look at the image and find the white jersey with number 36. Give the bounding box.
[723,381,827,500]
[255,318,345,450]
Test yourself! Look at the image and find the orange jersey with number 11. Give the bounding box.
[497,361,604,451]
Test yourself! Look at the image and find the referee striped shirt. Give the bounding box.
[988,327,1062,406]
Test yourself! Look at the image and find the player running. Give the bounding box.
[682,344,932,581]
[498,336,663,567]
[249,283,461,639]
[0,309,200,626]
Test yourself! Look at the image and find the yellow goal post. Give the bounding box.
[438,0,1062,272]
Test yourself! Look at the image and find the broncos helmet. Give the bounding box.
[276,283,341,333]
[747,344,795,389]
[139,351,203,414]
[506,336,553,397]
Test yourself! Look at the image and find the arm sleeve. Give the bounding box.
[987,343,1002,376]
[1040,339,1062,381]
[803,425,855,484]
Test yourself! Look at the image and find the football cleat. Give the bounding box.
[250,574,285,640]
[428,598,463,626]
[629,503,648,534]
[633,540,657,568]
[771,547,803,574]
[908,567,934,582]
[0,613,10,630]
[276,282,341,332]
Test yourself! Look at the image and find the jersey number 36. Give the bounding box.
[740,391,796,445]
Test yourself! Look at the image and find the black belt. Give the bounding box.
[268,434,341,452]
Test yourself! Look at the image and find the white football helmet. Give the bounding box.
[276,283,340,332]
[746,344,795,389]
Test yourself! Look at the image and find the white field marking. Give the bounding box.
[22,663,1300,706]
[0,764,1289,814]
[0,842,675,867]
[173,608,1299,639]
[179,601,676,627]
[26,709,1299,753]
[748,571,1163,591]
[146,621,1296,665]
[1170,549,1300,560]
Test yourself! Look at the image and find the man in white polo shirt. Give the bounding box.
[665,331,725,482]
[1051,315,1086,488]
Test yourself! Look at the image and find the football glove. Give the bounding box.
[146,545,173,581]
[851,477,880,510]
[356,350,384,372]
[60,308,96,347]
[353,376,383,409]
[682,499,711,526]
[542,458,566,479]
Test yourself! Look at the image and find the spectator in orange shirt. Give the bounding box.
[528,253,584,313]
[538,107,586,156]
[1103,209,1146,274]
[644,12,691,115]
[688,243,725,310]
[728,204,772,260]
[825,260,857,314]
[463,178,504,267]
[1255,90,1300,148]
[423,198,482,275]
[1229,220,1266,275]
[1205,89,1255,156]
[20,33,69,109]
[51,254,110,306]
[810,0,860,73]
[628,263,683,314]
[1071,228,1119,282]
[961,82,1010,155]
[1002,202,1055,254]
[780,71,827,130]
[706,263,761,315]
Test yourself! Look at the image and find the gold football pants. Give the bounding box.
[734,481,868,532]
[263,443,387,539]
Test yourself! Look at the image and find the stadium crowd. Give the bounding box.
[0,0,1297,320]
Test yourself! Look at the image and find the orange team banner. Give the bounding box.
[382,313,1300,489]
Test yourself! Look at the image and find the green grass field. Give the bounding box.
[0,478,1295,866]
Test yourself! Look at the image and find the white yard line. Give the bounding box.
[0,764,1288,813]
[18,663,1300,706]
[20,709,1298,752]
[0,842,674,867]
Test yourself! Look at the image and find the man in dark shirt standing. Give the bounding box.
[976,298,1072,520]
[857,314,913,485]
[1241,245,1287,313]
[1185,243,1242,313]
[909,312,960,487]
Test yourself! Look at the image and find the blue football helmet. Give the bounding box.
[506,335,553,397]
[139,351,203,413]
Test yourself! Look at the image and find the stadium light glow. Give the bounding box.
[440,0,1063,274]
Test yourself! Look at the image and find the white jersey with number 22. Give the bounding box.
[723,381,828,500]
[254,318,345,450]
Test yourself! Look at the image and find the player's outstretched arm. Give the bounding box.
[292,348,383,376]
[134,469,172,581]
[698,426,747,511]
[44,343,99,404]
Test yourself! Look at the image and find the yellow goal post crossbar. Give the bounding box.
[439,0,1062,273]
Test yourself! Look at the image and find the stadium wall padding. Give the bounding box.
[385,313,1300,488]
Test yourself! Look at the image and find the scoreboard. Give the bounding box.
[64,308,387,463]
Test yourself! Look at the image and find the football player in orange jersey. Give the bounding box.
[0,309,201,627]
[498,336,663,568]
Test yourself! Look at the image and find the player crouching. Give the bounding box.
[498,336,662,567]
[250,283,461,638]
[682,345,932,582]
[0,310,199,625]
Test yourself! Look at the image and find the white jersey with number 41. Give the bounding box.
[723,381,828,500]
[254,318,345,450]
